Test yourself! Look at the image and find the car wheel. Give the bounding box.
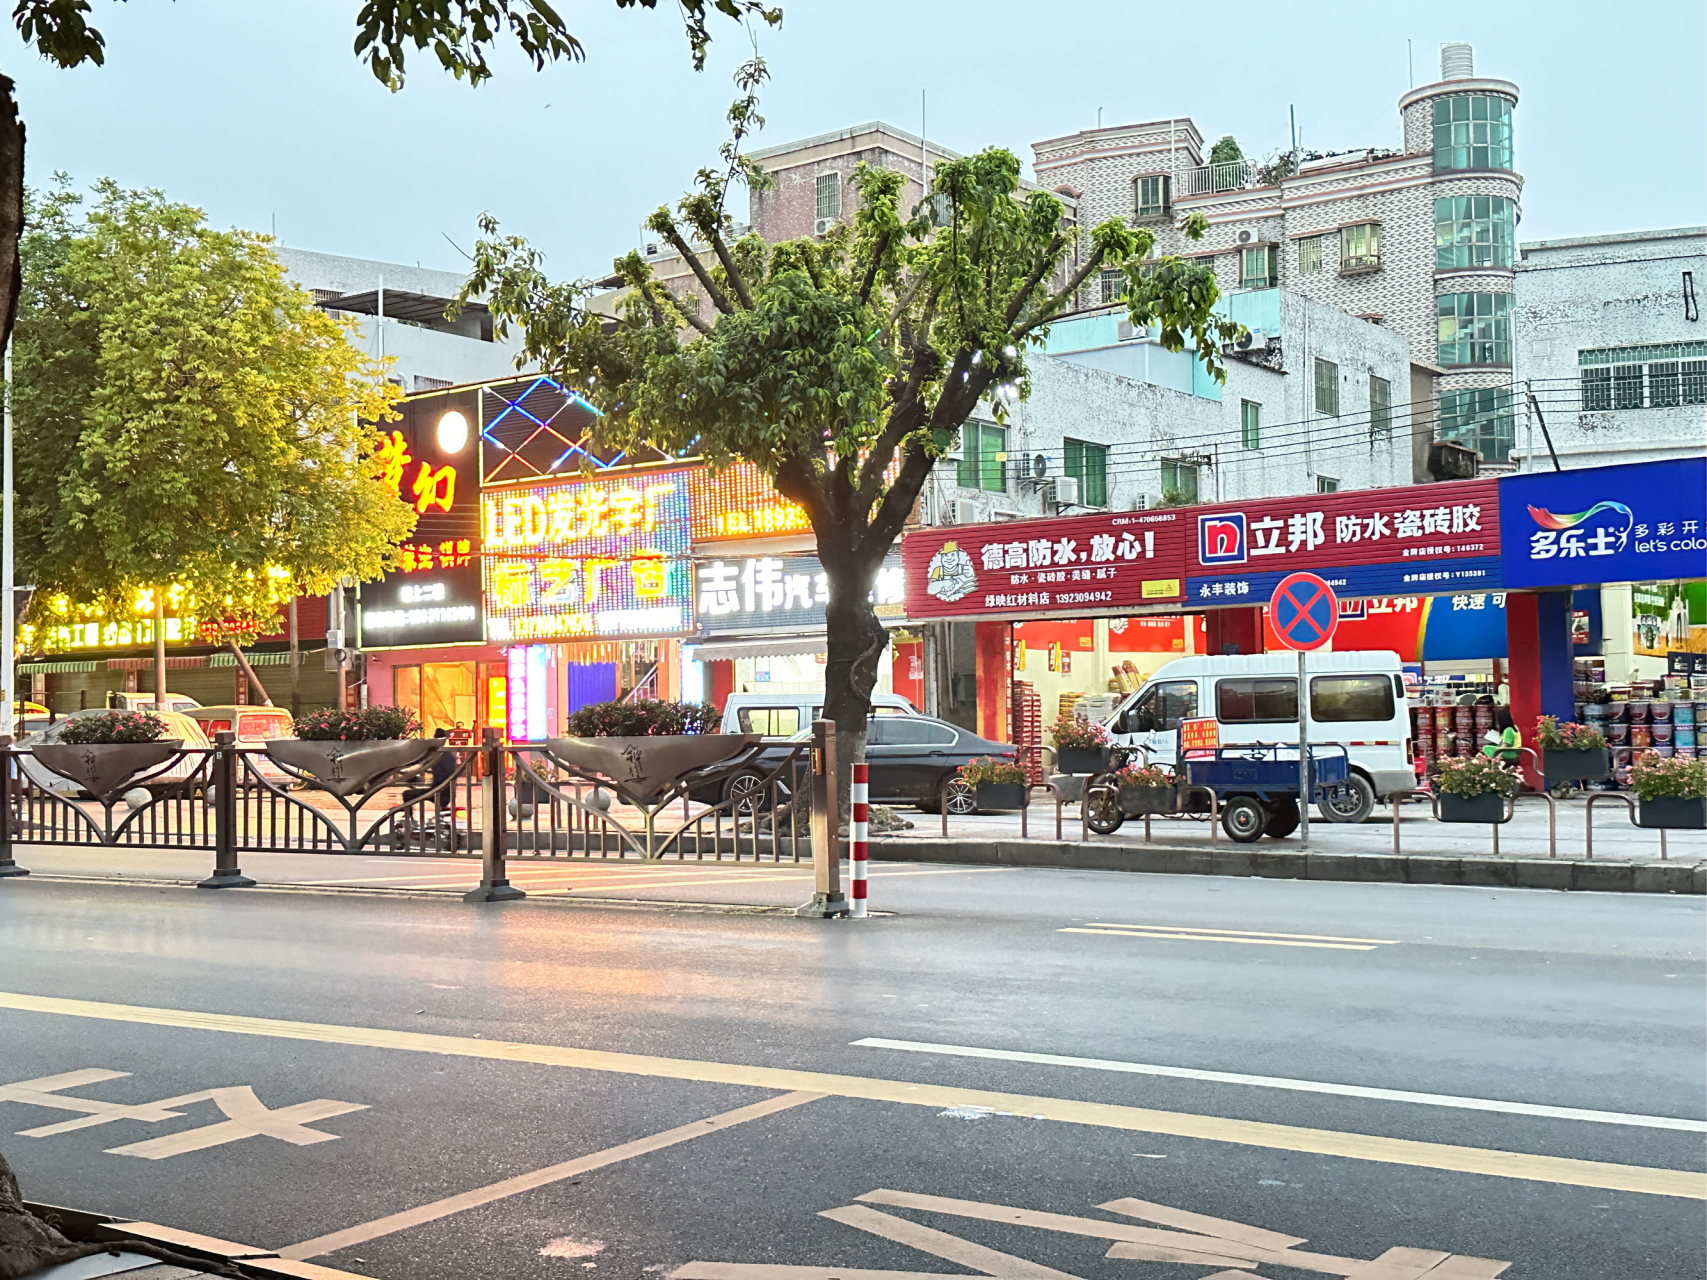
[1083,774,1125,835]
[1263,799,1300,839]
[724,770,769,814]
[941,777,977,816]
[1221,796,1268,844]
[1317,773,1375,824]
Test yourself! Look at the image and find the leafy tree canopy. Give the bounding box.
[1208,135,1243,165]
[456,60,1241,761]
[14,179,415,640]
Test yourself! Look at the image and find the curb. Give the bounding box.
[868,837,1705,894]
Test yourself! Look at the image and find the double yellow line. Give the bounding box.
[1060,922,1396,952]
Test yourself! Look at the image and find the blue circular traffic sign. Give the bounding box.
[1270,572,1338,652]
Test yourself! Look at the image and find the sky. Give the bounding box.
[8,0,1704,281]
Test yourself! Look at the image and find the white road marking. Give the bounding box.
[850,1038,1707,1133]
[1084,923,1398,945]
[1062,928,1378,952]
[1,1069,202,1134]
[105,1086,367,1159]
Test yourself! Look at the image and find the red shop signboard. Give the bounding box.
[1186,477,1502,605]
[903,509,1188,621]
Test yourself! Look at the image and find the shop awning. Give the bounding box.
[106,657,207,671]
[210,649,322,667]
[17,660,99,674]
[692,635,827,663]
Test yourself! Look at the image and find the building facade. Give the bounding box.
[1033,42,1523,466]
[1511,226,1707,469]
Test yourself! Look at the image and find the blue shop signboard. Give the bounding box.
[1498,458,1707,591]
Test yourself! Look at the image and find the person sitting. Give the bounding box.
[401,729,457,807]
[1480,707,1522,766]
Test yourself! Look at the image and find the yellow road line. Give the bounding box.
[1061,929,1378,952]
[1085,923,1398,945]
[0,990,1698,1201]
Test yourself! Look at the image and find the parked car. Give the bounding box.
[17,708,213,799]
[706,713,1017,815]
[182,705,295,782]
[719,691,918,737]
[1102,651,1413,823]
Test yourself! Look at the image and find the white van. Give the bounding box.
[1104,651,1412,822]
[720,691,920,737]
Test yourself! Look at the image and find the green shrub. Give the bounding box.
[1534,716,1605,751]
[1050,713,1109,751]
[1115,762,1176,788]
[562,699,720,737]
[293,705,422,742]
[57,711,168,744]
[1434,753,1519,798]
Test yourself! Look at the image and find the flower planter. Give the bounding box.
[1543,746,1610,782]
[1056,747,1112,776]
[974,781,1028,812]
[1120,784,1179,816]
[1635,796,1707,830]
[32,740,183,801]
[266,738,439,798]
[1437,791,1509,824]
[547,734,760,806]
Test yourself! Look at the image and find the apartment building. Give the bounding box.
[1034,42,1523,467]
[1512,226,1707,469]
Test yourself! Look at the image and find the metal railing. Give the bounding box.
[1179,159,1258,196]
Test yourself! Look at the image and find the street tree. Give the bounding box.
[456,61,1241,783]
[0,0,781,370]
[13,179,416,695]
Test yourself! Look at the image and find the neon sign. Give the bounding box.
[688,462,812,541]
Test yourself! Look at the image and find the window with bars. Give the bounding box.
[1581,352,1707,409]
[1240,399,1261,449]
[815,172,841,221]
[956,422,1007,492]
[1434,195,1516,269]
[1439,388,1515,463]
[1160,459,1199,504]
[1134,174,1170,217]
[1100,268,1125,306]
[1239,245,1277,290]
[1370,375,1392,436]
[1339,222,1382,273]
[1436,292,1512,366]
[1063,438,1108,507]
[1297,236,1323,274]
[1432,95,1514,171]
[1314,358,1339,416]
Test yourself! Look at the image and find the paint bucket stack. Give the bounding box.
[1675,702,1697,759]
[1454,705,1476,758]
[1628,701,1653,752]
[1412,705,1437,763]
[1650,700,1675,758]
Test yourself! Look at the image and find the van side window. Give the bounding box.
[1217,678,1297,723]
[1123,681,1198,732]
[738,707,801,735]
[1311,676,1395,723]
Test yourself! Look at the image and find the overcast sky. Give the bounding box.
[9,0,1703,281]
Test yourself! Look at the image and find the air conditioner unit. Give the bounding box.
[1224,328,1271,355]
[814,217,837,236]
[1235,228,1256,245]
[942,499,970,525]
[1054,475,1080,508]
[1116,320,1140,342]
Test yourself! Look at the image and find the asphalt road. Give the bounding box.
[0,869,1702,1279]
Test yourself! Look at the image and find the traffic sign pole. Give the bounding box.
[1269,572,1339,854]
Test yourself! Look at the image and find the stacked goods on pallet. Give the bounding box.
[1108,660,1143,695]
[1011,679,1044,785]
[1057,690,1085,723]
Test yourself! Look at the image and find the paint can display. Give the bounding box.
[1603,701,1627,723]
[1651,701,1673,723]
[1436,730,1454,759]
[1651,722,1674,744]
[1630,724,1652,748]
[1674,727,1696,748]
[1474,705,1494,734]
[1675,702,1697,726]
[1653,744,1675,758]
[1606,721,1630,744]
[1628,701,1650,723]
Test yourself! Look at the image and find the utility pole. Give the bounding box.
[288,595,301,717]
[1,340,11,740]
[153,591,167,711]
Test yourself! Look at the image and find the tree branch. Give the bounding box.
[854,386,926,516]
[1015,242,1112,339]
[856,226,895,306]
[636,274,711,336]
[704,224,753,310]
[1002,232,1065,329]
[651,215,736,317]
[864,436,937,556]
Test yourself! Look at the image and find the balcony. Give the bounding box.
[1339,254,1382,276]
[1179,159,1259,196]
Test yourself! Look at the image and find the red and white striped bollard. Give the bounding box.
[850,762,868,918]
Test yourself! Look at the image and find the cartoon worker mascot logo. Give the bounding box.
[926,541,977,603]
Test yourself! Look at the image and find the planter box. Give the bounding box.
[32,740,183,801]
[267,738,438,798]
[1635,796,1707,830]
[1120,784,1179,816]
[547,734,760,807]
[1438,791,1509,824]
[975,782,1028,811]
[1543,746,1610,782]
[1056,746,1112,776]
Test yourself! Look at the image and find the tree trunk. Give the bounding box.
[152,589,167,712]
[288,595,301,718]
[821,560,887,824]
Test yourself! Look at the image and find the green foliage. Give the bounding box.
[1534,716,1605,751]
[294,705,423,741]
[1208,136,1243,165]
[959,757,1025,787]
[1434,753,1519,798]
[13,178,415,634]
[57,710,167,744]
[1050,713,1108,751]
[1157,489,1195,508]
[1629,752,1707,801]
[458,60,1242,738]
[563,699,721,737]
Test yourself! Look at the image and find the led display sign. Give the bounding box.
[357,388,485,649]
[696,553,905,636]
[481,467,696,641]
[688,462,813,541]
